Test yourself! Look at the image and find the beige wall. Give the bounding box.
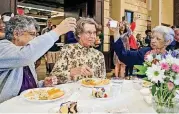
[103,0,110,52]
[124,0,148,37]
[151,0,162,28]
[110,0,148,37]
[161,0,173,26]
[50,16,64,25]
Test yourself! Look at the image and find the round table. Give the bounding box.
[0,80,156,113]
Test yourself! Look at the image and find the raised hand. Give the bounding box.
[53,17,77,36]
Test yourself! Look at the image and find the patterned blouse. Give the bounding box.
[50,43,106,84]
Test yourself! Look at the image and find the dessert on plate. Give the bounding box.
[92,87,108,98]
[59,101,78,114]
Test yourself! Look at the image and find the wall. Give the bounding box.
[124,0,148,37]
[110,0,148,37]
[161,0,173,26]
[0,0,16,14]
[103,0,110,52]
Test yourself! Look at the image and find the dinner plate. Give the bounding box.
[20,87,69,103]
[79,78,110,88]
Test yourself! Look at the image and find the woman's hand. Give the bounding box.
[70,65,93,77]
[44,76,58,87]
[106,18,120,35]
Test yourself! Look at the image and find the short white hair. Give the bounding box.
[152,26,174,43]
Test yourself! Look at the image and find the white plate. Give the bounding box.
[20,87,70,103]
[79,78,110,88]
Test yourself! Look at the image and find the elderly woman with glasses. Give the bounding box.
[50,18,106,84]
[108,20,178,77]
[0,15,76,102]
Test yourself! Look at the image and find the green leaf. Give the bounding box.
[151,85,156,96]
[134,65,147,75]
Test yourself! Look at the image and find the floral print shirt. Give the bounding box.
[50,43,106,84]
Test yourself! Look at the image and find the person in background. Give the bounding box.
[65,31,78,44]
[46,25,61,73]
[111,20,131,79]
[136,33,143,49]
[171,25,176,30]
[41,20,52,34]
[94,24,104,52]
[145,29,152,47]
[125,17,138,78]
[41,20,52,74]
[0,15,76,102]
[167,28,179,51]
[50,17,106,84]
[128,17,138,51]
[1,12,14,23]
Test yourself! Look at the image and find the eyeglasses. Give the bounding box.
[83,31,97,36]
[24,31,37,37]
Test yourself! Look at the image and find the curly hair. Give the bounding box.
[152,26,174,44]
[76,17,99,40]
[5,15,39,40]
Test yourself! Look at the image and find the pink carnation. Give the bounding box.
[161,63,170,71]
[172,64,179,73]
[167,82,174,91]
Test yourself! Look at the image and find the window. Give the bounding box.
[125,10,133,24]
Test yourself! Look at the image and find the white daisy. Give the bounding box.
[165,54,175,64]
[146,64,166,83]
[146,54,153,62]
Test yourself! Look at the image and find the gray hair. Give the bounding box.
[5,15,39,40]
[76,17,99,40]
[152,26,174,44]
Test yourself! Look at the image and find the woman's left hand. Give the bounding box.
[44,76,58,87]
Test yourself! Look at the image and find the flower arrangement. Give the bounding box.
[135,50,179,113]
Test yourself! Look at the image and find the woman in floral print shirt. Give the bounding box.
[50,18,106,84]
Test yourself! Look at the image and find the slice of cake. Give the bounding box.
[59,101,78,114]
[92,87,108,98]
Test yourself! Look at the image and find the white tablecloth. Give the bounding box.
[0,80,156,113]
